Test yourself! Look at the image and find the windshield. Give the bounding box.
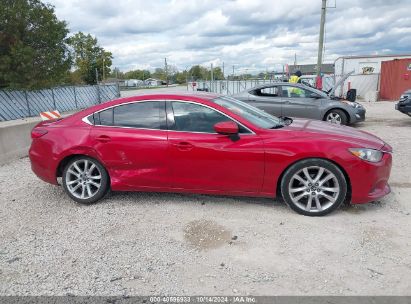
[298,81,329,97]
[213,96,283,129]
[310,86,329,97]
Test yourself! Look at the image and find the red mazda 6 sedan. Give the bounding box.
[29,93,392,216]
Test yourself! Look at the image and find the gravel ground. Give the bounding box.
[0,100,411,296]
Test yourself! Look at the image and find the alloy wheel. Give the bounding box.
[65,159,102,199]
[326,112,342,124]
[288,166,340,213]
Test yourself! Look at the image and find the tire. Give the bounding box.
[62,156,109,204]
[324,109,348,125]
[280,158,347,216]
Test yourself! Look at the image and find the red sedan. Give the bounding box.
[29,93,392,216]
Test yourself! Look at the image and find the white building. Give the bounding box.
[144,78,163,86]
[334,54,411,100]
[124,79,144,87]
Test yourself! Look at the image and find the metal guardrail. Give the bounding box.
[0,84,120,121]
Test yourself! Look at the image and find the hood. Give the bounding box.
[282,119,385,150]
[329,70,354,97]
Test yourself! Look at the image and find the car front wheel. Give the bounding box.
[280,159,347,216]
[325,109,348,125]
[62,156,109,204]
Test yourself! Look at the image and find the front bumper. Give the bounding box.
[350,107,366,123]
[348,152,392,204]
[395,98,411,116]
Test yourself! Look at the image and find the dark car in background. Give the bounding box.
[395,89,411,116]
[232,82,365,126]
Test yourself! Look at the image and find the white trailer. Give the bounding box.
[334,54,411,100]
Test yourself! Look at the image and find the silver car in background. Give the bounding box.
[232,83,365,125]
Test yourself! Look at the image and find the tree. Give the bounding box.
[68,32,113,84]
[110,67,125,79]
[124,69,151,80]
[188,65,225,81]
[213,67,225,80]
[175,71,188,84]
[0,0,72,89]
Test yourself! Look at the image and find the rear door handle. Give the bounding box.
[96,135,111,143]
[173,142,194,151]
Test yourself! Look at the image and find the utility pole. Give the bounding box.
[316,0,327,77]
[164,57,168,87]
[210,63,213,92]
[222,62,225,79]
[232,65,235,80]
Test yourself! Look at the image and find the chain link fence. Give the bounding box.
[0,84,120,121]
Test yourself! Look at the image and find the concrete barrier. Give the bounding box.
[0,117,40,165]
[0,111,76,165]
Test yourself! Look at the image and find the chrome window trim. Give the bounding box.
[82,98,256,135]
[82,116,93,125]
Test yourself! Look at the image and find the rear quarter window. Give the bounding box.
[95,108,113,125]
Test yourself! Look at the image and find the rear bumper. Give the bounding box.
[29,141,58,185]
[348,153,392,204]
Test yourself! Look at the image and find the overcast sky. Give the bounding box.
[47,0,411,74]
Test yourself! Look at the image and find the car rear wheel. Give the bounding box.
[325,109,348,125]
[280,159,347,216]
[62,156,109,204]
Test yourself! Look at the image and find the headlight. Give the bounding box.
[349,148,383,163]
[347,102,362,108]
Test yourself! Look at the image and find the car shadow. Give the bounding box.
[106,190,286,210]
[46,184,393,216]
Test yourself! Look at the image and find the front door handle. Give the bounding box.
[173,142,194,151]
[96,135,111,143]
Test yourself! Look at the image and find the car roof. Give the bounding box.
[62,92,222,125]
[118,91,220,102]
[72,92,221,118]
[104,92,221,107]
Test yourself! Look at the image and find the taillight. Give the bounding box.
[31,129,48,139]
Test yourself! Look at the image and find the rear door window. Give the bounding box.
[94,101,166,129]
[95,108,113,125]
[250,86,279,97]
[113,101,166,129]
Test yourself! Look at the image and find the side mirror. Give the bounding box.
[310,93,321,99]
[214,121,239,135]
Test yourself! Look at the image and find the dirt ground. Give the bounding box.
[0,96,410,296]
